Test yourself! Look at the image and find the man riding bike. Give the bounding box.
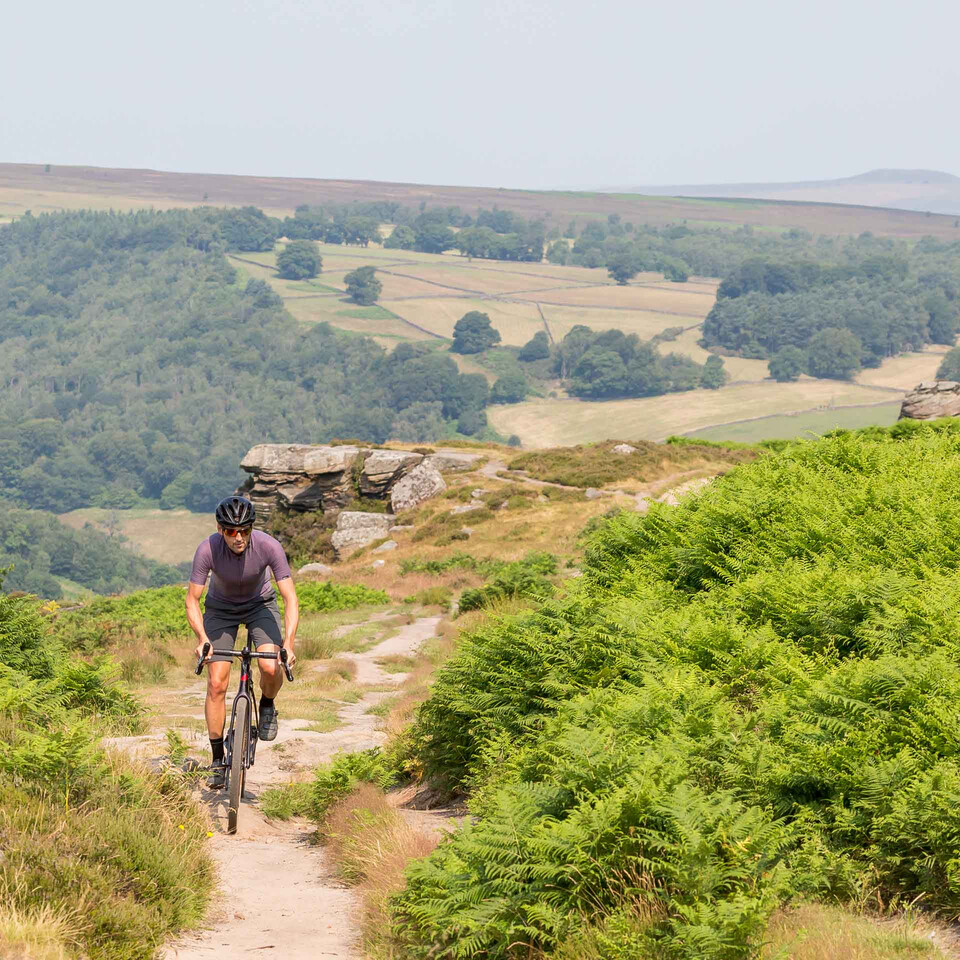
[186,495,299,788]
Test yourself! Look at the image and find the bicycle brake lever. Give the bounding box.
[280,647,294,683]
[195,641,211,675]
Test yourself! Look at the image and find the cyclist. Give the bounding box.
[186,495,299,788]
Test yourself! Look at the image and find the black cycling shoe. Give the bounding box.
[259,702,279,741]
[207,762,226,790]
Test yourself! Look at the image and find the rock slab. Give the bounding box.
[900,381,960,420]
[391,464,446,513]
[298,562,334,576]
[331,512,396,559]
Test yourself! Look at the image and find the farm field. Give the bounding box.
[853,347,947,389]
[487,380,902,447]
[4,161,960,238]
[684,401,903,443]
[58,508,213,566]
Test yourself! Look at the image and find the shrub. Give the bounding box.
[393,426,960,957]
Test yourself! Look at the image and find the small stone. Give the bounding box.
[585,488,604,500]
[471,488,488,499]
[450,502,482,515]
[389,524,415,533]
[371,559,385,568]
[460,527,474,536]
[537,494,548,503]
[298,562,334,575]
[372,540,397,553]
[611,443,637,455]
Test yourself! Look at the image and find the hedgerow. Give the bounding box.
[392,426,960,958]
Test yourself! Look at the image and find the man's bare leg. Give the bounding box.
[205,661,232,738]
[257,643,283,699]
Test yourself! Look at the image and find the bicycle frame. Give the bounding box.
[195,639,294,805]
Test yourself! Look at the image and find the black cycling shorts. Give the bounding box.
[203,595,283,663]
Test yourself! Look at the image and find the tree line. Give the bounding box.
[0,209,494,517]
[701,235,960,379]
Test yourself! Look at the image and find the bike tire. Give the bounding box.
[227,697,249,835]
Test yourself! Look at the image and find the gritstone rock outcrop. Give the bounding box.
[240,443,481,525]
[899,381,960,420]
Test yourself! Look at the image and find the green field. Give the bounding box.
[683,401,903,443]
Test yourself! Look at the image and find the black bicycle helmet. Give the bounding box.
[215,496,256,528]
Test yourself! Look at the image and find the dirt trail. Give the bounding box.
[113,615,442,960]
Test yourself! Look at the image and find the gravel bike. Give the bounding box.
[195,639,294,834]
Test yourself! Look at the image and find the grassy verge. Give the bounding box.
[0,587,214,960]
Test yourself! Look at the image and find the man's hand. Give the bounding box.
[283,644,297,669]
[195,639,211,662]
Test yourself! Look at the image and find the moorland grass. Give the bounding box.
[507,437,754,488]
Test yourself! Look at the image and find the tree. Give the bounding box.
[925,291,960,345]
[607,250,641,285]
[344,266,382,305]
[807,328,862,380]
[451,312,501,354]
[519,331,551,361]
[414,223,456,254]
[490,372,529,404]
[769,345,807,382]
[936,347,960,380]
[570,348,628,398]
[277,240,321,280]
[384,225,416,250]
[457,408,487,436]
[662,257,690,283]
[699,355,728,389]
[546,240,570,265]
[391,401,446,443]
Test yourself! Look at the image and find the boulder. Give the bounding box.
[450,502,482,515]
[298,562,334,576]
[900,381,960,420]
[330,512,396,559]
[585,488,604,500]
[423,451,483,472]
[390,463,446,513]
[371,559,386,569]
[612,443,637,455]
[372,539,398,553]
[360,451,423,496]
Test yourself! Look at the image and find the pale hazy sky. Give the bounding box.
[4,0,958,189]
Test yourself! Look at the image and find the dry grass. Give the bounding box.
[322,783,439,945]
[855,348,948,390]
[0,900,78,960]
[487,380,902,447]
[56,507,213,566]
[381,296,543,344]
[762,903,953,959]
[664,326,772,381]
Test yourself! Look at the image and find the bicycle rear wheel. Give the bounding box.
[227,697,249,835]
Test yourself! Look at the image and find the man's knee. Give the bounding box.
[207,665,230,698]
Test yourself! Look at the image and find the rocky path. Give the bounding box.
[115,615,441,960]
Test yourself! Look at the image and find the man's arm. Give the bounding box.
[275,576,299,667]
[186,581,210,660]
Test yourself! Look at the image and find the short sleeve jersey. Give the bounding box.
[189,530,292,605]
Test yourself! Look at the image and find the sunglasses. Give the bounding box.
[221,526,252,538]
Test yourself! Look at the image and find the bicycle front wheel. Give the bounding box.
[227,696,249,835]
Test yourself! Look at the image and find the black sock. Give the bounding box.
[261,695,274,711]
[210,736,224,764]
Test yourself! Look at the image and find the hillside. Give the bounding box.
[3,162,960,238]
[615,168,960,216]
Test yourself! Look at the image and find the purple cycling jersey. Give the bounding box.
[189,530,292,605]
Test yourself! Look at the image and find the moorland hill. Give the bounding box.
[620,167,960,216]
[3,161,960,238]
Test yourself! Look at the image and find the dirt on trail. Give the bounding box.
[111,615,442,960]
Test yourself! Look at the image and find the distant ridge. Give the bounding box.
[607,169,960,216]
